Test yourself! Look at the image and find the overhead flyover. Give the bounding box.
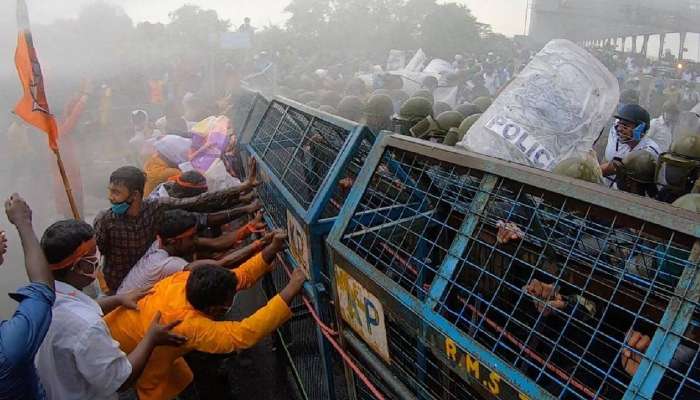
[528,0,700,58]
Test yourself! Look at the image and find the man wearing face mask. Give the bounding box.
[601,104,660,186]
[34,219,187,400]
[94,158,260,294]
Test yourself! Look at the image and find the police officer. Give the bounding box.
[410,110,465,142]
[362,94,395,133]
[656,134,700,203]
[392,97,433,136]
[613,150,658,197]
[337,96,365,122]
[602,104,659,184]
[443,113,481,146]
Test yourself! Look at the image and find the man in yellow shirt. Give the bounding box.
[104,231,306,400]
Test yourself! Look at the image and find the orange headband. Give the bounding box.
[168,174,208,190]
[49,239,97,271]
[158,226,197,243]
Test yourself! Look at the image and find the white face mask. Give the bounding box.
[71,253,100,280]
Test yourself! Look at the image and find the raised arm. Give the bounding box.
[188,268,305,354]
[159,158,259,213]
[187,231,287,290]
[203,200,261,227]
[195,217,269,253]
[5,194,53,290]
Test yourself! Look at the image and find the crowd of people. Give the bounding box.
[1,53,309,398]
[2,15,700,399]
[0,149,308,400]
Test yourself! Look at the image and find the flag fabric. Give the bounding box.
[14,0,59,151]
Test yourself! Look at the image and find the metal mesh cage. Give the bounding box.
[236,91,271,146]
[261,256,335,400]
[340,148,485,300]
[247,98,376,290]
[385,320,488,400]
[320,138,374,221]
[435,177,698,400]
[256,170,288,230]
[340,316,498,400]
[329,135,700,400]
[250,100,353,211]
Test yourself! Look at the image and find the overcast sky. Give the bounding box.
[24,0,529,37]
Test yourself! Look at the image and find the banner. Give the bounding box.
[220,32,252,50]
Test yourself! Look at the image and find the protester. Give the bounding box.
[104,236,306,399]
[148,170,208,201]
[129,110,161,165]
[0,194,54,400]
[155,101,190,138]
[115,210,274,294]
[94,159,260,293]
[35,219,187,400]
[142,135,192,196]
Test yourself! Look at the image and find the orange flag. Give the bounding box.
[13,0,59,151]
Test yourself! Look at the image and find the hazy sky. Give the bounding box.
[25,0,529,37]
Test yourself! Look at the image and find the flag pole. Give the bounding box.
[14,0,81,220]
[52,148,81,220]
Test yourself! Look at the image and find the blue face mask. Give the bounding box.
[111,202,130,215]
[633,122,646,141]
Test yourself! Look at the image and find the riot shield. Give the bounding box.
[457,39,619,171]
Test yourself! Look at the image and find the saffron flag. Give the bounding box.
[14,0,59,151]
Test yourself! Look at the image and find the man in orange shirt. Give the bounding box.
[104,229,306,400]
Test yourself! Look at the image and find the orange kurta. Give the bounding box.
[143,154,180,197]
[104,253,291,400]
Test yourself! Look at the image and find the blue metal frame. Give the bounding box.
[246,96,380,286]
[244,98,387,400]
[327,134,700,400]
[624,242,700,399]
[327,135,555,400]
[425,175,499,310]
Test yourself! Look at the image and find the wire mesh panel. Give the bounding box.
[436,179,699,400]
[235,89,271,147]
[245,98,379,400]
[232,88,270,180]
[260,255,336,400]
[339,147,485,301]
[246,97,376,286]
[334,258,518,400]
[250,100,351,209]
[328,134,700,400]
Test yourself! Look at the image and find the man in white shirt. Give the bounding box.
[35,219,186,400]
[647,101,680,153]
[117,210,280,295]
[602,104,659,186]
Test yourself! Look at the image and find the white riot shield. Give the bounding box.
[457,39,620,171]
